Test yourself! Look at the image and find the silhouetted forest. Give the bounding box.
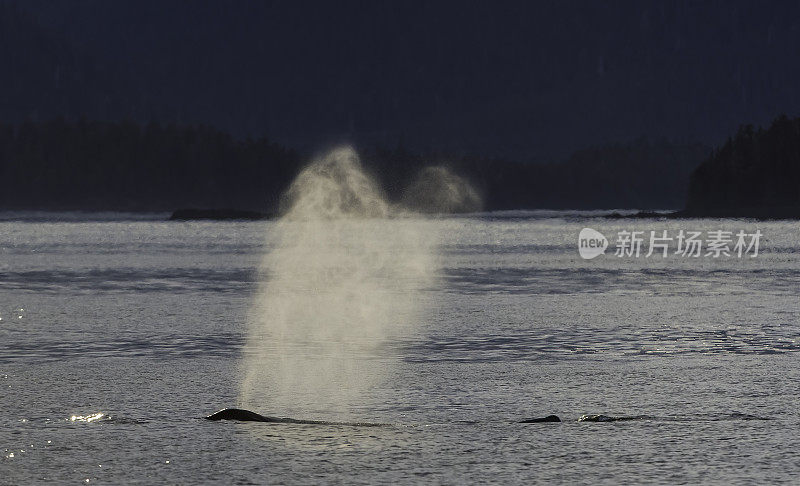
[0,118,708,212]
[0,119,300,211]
[685,115,800,217]
[369,138,708,210]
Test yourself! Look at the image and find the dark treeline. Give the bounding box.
[0,118,708,212]
[0,118,300,211]
[368,138,708,210]
[685,115,800,217]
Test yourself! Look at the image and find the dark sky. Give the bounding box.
[12,0,800,161]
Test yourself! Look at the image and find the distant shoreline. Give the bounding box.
[609,207,800,220]
[168,208,272,221]
[1,208,798,222]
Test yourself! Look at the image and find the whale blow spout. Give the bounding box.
[205,408,271,422]
[519,415,561,423]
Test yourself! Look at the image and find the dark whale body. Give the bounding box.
[206,408,273,422]
[519,415,561,423]
[205,408,319,423]
[206,408,563,425]
[207,409,771,425]
[205,408,386,426]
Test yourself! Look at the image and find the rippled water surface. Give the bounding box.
[1,213,799,484]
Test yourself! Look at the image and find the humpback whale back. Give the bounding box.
[204,408,391,426]
[519,415,561,423]
[205,408,272,422]
[206,408,572,425]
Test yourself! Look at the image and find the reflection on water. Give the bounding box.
[69,413,107,423]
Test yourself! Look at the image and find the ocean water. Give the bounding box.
[1,213,799,484]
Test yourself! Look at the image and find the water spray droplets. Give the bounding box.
[240,146,439,418]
